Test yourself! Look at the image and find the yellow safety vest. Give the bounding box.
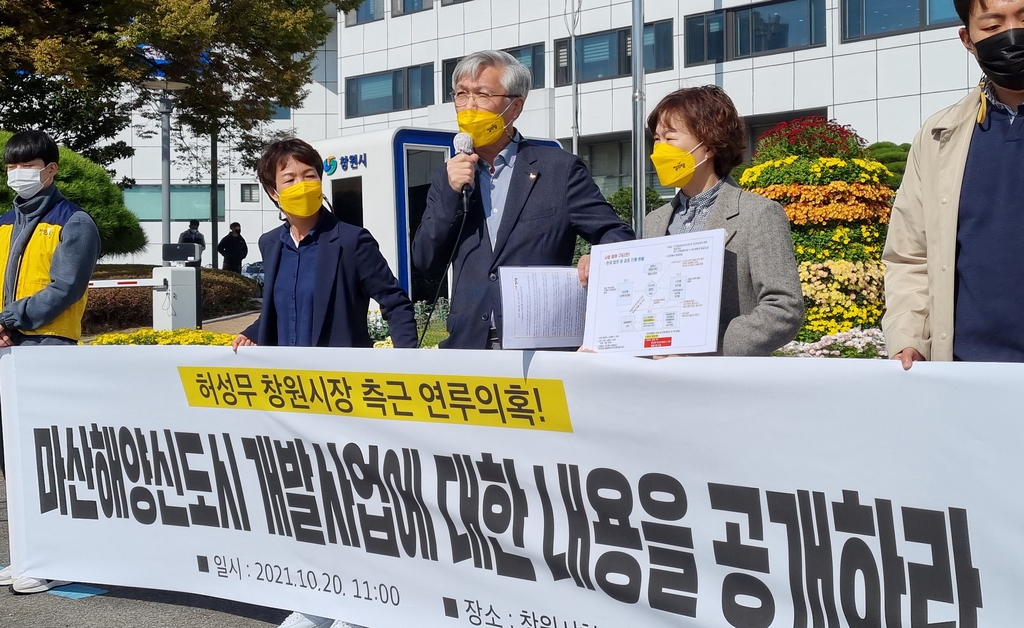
[0,200,88,340]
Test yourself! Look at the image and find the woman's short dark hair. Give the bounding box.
[256,138,323,194]
[647,86,747,179]
[3,130,60,166]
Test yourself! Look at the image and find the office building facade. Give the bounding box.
[112,0,979,265]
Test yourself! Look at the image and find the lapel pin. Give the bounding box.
[529,172,537,180]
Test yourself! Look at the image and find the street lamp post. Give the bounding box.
[631,0,646,238]
[141,79,189,264]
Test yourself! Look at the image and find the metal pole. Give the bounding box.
[571,30,579,156]
[630,0,645,238]
[158,97,174,262]
[210,131,219,270]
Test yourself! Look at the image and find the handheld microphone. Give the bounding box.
[420,133,475,348]
[453,132,475,200]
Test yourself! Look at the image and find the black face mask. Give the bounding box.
[974,28,1024,92]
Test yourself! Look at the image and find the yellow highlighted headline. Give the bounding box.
[178,367,572,432]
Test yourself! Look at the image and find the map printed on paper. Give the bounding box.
[582,230,726,355]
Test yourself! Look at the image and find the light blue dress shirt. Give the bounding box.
[478,133,522,248]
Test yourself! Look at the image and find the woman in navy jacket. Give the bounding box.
[232,139,417,350]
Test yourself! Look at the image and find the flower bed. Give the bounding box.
[741,117,893,342]
[776,327,887,359]
[739,155,892,188]
[90,329,235,346]
[748,182,893,225]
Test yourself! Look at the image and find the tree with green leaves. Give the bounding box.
[0,71,136,168]
[163,0,362,265]
[0,131,146,256]
[573,187,664,263]
[0,1,362,202]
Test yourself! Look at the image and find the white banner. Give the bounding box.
[2,346,1018,628]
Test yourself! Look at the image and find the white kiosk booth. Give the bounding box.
[310,128,560,303]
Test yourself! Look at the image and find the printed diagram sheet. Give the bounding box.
[499,266,586,349]
[582,230,726,355]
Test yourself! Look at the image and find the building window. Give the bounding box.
[685,0,826,66]
[685,14,725,65]
[345,0,383,26]
[393,0,429,17]
[441,44,544,104]
[580,139,632,198]
[345,63,434,118]
[123,185,226,222]
[506,43,546,90]
[843,0,958,41]
[270,105,290,120]
[240,183,260,203]
[555,20,673,87]
[442,58,461,103]
[440,0,472,5]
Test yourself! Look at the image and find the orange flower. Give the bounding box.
[749,182,894,225]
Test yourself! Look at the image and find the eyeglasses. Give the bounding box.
[451,90,520,107]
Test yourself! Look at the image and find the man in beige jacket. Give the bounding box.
[883,0,1024,369]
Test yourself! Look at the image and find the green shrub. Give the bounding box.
[414,297,449,327]
[83,265,258,334]
[0,130,146,255]
[865,141,911,189]
[605,186,666,224]
[575,187,665,263]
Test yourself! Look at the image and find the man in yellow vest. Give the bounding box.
[0,130,100,594]
[0,130,100,347]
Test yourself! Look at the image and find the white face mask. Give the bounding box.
[7,167,47,199]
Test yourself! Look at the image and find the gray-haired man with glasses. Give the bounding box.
[412,50,634,350]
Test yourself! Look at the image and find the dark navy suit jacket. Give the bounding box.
[242,210,417,348]
[412,140,635,349]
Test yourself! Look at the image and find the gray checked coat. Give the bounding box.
[644,177,803,356]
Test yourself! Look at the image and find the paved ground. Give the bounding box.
[0,467,288,627]
[202,310,261,336]
[0,308,288,627]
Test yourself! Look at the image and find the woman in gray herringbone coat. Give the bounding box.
[645,86,803,356]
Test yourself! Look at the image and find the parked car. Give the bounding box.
[241,261,264,288]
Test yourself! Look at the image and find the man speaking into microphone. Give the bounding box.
[412,50,634,349]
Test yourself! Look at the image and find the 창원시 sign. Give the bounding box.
[2,346,1017,627]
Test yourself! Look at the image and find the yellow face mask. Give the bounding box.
[457,105,511,147]
[277,180,323,218]
[651,141,708,189]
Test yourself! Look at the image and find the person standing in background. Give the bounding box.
[178,219,206,268]
[217,221,248,272]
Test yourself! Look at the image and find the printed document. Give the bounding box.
[582,229,726,355]
[499,267,586,349]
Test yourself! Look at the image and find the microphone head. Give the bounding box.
[453,132,475,156]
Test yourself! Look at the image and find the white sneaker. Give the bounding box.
[278,612,335,628]
[0,565,12,586]
[329,622,369,628]
[11,576,72,594]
